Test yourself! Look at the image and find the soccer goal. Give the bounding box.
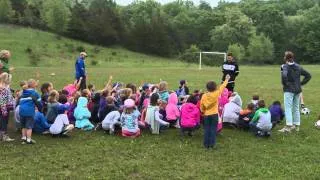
[199,51,227,70]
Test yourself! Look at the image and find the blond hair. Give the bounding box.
[0,72,9,84]
[48,90,59,103]
[27,79,38,89]
[159,81,168,91]
[0,50,10,59]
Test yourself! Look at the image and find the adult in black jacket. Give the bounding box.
[222,53,239,92]
[278,51,311,133]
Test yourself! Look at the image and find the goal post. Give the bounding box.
[199,51,227,70]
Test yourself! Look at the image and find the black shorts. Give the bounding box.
[20,116,34,129]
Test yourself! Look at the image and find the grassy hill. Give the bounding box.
[1,25,320,179]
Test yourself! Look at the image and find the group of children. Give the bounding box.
[0,70,285,148]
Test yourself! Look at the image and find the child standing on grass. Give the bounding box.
[121,99,141,138]
[74,97,94,131]
[18,79,42,144]
[0,73,15,142]
[249,100,272,137]
[200,75,230,149]
[145,93,169,134]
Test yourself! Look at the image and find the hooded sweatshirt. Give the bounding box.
[201,80,228,116]
[218,88,229,115]
[75,56,86,79]
[74,97,93,130]
[281,62,311,94]
[165,93,180,121]
[19,89,42,117]
[33,111,51,133]
[251,108,272,131]
[180,103,200,128]
[222,93,242,124]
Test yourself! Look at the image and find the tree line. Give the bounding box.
[1,0,320,65]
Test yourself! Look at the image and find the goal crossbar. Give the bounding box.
[199,51,227,70]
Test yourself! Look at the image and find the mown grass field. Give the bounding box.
[1,25,320,179]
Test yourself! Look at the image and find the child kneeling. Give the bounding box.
[249,100,272,137]
[180,95,200,136]
[49,105,74,136]
[102,111,121,135]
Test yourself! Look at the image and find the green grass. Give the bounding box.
[1,25,320,179]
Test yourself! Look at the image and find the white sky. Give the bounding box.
[115,0,241,7]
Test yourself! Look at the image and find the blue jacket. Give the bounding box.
[33,111,51,133]
[19,89,42,117]
[75,57,86,79]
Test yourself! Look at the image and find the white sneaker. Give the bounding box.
[63,125,74,135]
[278,126,293,133]
[2,135,15,142]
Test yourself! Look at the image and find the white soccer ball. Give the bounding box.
[315,120,320,129]
[301,107,310,115]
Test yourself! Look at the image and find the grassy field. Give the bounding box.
[1,25,320,179]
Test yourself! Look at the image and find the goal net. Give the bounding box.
[199,51,227,70]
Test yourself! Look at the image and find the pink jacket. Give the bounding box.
[218,88,229,116]
[165,93,180,121]
[180,103,200,128]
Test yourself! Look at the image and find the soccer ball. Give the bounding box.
[301,107,310,115]
[314,120,320,129]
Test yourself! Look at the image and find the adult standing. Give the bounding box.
[279,51,311,133]
[222,52,239,92]
[75,52,87,91]
[0,50,14,74]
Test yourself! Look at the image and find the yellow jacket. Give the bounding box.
[200,80,228,116]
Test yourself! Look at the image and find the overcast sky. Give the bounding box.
[115,0,241,7]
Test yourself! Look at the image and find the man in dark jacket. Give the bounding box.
[75,52,87,91]
[222,52,239,92]
[279,51,311,133]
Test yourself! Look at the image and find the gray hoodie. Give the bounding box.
[223,93,242,124]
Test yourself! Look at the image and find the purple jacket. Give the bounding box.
[269,105,284,119]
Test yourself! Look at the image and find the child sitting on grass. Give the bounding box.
[40,82,53,115]
[18,79,42,144]
[145,93,170,134]
[46,90,60,124]
[176,80,189,97]
[222,92,242,128]
[251,94,259,111]
[269,101,285,128]
[165,92,180,128]
[121,99,141,138]
[74,97,94,131]
[200,74,230,149]
[102,111,121,135]
[238,103,255,130]
[67,91,80,125]
[249,100,272,137]
[180,95,200,136]
[33,108,51,134]
[158,81,169,103]
[50,105,74,136]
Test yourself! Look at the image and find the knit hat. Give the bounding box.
[124,99,135,108]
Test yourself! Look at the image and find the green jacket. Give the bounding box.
[251,108,269,123]
[0,58,10,74]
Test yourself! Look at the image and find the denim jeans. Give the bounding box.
[284,92,301,126]
[203,114,218,148]
[0,114,8,133]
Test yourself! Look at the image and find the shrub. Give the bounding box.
[76,45,85,52]
[228,43,245,62]
[246,34,274,64]
[29,52,41,66]
[180,44,200,63]
[111,51,117,56]
[25,47,33,54]
[91,59,99,66]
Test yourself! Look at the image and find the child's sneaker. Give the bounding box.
[2,135,15,142]
[278,126,293,133]
[63,125,74,135]
[94,123,102,131]
[265,131,271,137]
[25,139,36,144]
[293,125,300,132]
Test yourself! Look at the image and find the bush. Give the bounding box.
[91,59,99,66]
[25,47,33,54]
[64,43,75,53]
[228,43,245,62]
[111,51,117,56]
[180,45,200,63]
[76,45,85,52]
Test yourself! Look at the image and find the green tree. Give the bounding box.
[210,7,255,51]
[228,43,245,62]
[246,34,274,64]
[67,1,89,40]
[0,0,15,23]
[42,0,70,33]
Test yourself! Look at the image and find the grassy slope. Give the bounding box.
[1,25,320,179]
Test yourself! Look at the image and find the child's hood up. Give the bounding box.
[230,93,242,107]
[77,97,88,108]
[168,93,178,105]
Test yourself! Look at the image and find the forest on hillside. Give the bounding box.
[1,0,320,65]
